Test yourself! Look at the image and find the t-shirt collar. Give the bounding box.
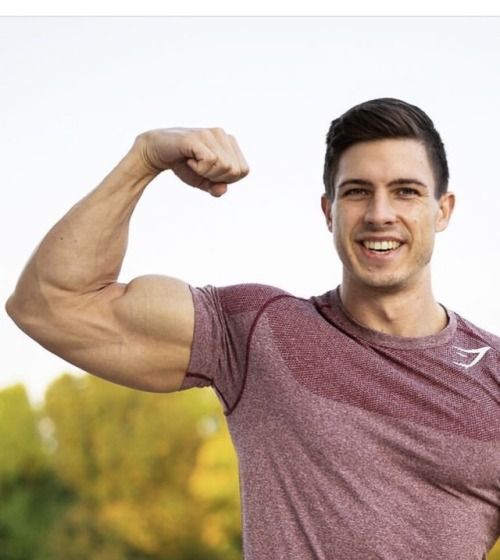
[312,286,457,350]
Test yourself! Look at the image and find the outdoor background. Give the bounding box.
[1,17,500,558]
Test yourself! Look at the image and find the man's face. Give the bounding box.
[321,138,455,293]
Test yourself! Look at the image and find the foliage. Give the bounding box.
[0,385,72,560]
[42,373,241,559]
[0,385,45,481]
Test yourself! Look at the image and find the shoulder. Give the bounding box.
[454,312,500,352]
[189,283,301,316]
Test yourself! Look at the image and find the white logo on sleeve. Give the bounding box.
[453,346,491,369]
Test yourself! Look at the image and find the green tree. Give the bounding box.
[188,426,242,559]
[43,373,241,559]
[0,385,45,481]
[0,384,72,560]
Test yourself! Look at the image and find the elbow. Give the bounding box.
[5,293,20,321]
[6,289,73,347]
[5,291,47,333]
[6,286,77,347]
[5,292,52,346]
[5,293,30,330]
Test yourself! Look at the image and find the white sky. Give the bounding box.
[2,16,500,404]
[4,1,500,16]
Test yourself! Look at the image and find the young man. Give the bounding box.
[6,99,500,559]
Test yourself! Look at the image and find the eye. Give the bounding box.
[397,187,420,197]
[343,188,369,198]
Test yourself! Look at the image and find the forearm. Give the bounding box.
[7,138,159,316]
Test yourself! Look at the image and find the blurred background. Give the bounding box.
[0,377,241,559]
[2,16,500,558]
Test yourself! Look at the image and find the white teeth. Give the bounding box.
[362,240,401,251]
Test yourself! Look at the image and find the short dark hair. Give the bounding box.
[323,98,449,200]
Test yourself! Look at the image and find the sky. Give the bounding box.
[2,16,500,404]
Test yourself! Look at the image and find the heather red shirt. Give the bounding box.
[181,284,500,559]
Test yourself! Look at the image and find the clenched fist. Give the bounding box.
[134,127,250,197]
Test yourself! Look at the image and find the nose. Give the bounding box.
[363,190,397,226]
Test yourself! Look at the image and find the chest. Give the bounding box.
[238,309,500,499]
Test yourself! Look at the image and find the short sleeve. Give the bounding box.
[180,283,288,413]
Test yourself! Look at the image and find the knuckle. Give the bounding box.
[210,127,226,137]
[205,152,218,165]
[192,129,204,140]
[179,134,193,150]
[195,129,212,144]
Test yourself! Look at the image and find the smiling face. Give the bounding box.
[321,138,455,294]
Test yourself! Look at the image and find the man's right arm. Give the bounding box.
[5,127,249,393]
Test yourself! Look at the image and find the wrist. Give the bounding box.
[121,133,165,180]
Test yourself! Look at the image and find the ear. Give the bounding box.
[321,194,333,232]
[435,192,455,232]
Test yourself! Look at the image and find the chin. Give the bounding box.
[351,271,412,294]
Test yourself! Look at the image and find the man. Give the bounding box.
[6,99,500,559]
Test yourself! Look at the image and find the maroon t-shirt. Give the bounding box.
[181,283,500,559]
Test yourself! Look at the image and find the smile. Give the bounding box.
[361,240,402,252]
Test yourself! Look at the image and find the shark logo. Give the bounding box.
[453,346,491,369]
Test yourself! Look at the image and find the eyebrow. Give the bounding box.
[336,178,429,190]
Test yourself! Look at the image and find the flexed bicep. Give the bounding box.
[22,275,196,393]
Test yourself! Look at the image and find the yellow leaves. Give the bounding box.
[40,372,242,558]
[0,384,46,481]
[187,412,242,558]
[201,512,228,547]
[98,500,161,553]
[189,429,240,502]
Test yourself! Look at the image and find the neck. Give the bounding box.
[339,274,448,337]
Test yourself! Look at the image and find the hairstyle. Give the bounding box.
[323,98,449,200]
